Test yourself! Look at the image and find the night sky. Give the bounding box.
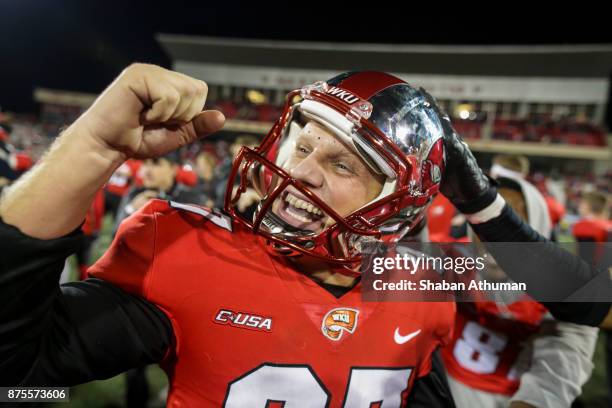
[1,0,610,112]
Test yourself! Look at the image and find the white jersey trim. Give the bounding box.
[466,194,506,224]
[169,201,233,232]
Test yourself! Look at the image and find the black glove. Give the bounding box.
[421,89,497,214]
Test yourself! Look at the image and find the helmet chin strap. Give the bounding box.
[258,206,362,275]
[258,208,315,238]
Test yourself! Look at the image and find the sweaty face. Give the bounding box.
[270,121,385,234]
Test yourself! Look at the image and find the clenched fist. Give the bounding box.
[78,63,225,160]
[0,64,225,239]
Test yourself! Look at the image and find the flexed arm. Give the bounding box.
[0,63,224,239]
[0,64,224,385]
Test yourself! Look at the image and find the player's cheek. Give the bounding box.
[333,180,366,216]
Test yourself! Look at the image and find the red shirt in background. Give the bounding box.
[427,195,456,242]
[106,159,142,196]
[81,189,105,236]
[572,218,612,243]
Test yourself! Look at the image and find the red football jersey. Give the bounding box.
[441,300,546,396]
[89,200,455,407]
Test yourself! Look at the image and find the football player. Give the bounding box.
[0,64,456,406]
[441,176,598,408]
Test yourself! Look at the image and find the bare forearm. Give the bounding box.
[0,123,124,239]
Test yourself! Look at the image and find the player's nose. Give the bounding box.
[289,154,324,189]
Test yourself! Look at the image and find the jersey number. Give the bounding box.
[453,321,508,374]
[223,363,413,407]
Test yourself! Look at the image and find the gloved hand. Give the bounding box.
[421,89,497,214]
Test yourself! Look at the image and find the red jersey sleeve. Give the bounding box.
[417,302,456,378]
[87,200,160,297]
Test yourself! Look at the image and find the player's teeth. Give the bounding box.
[285,193,323,216]
[286,194,297,206]
[285,193,323,217]
[286,206,312,223]
[308,204,322,216]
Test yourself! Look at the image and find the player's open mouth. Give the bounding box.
[275,191,327,231]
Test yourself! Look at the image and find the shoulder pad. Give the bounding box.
[169,201,233,232]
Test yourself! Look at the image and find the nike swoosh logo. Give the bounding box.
[394,328,421,345]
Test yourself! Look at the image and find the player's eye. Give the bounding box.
[295,143,312,157]
[333,161,355,175]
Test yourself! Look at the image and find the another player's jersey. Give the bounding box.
[105,159,142,196]
[89,200,456,407]
[441,300,546,396]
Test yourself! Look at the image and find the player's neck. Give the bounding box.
[312,270,356,287]
[291,257,357,288]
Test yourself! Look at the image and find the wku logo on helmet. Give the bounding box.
[326,87,360,104]
[321,308,359,341]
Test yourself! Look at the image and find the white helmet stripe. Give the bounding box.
[299,100,396,179]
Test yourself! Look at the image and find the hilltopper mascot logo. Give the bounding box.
[321,308,359,341]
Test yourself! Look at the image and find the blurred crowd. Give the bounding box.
[453,114,607,145]
[427,153,611,245]
[208,98,608,146]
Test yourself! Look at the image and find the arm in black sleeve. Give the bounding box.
[423,99,612,327]
[0,219,173,386]
[406,350,456,408]
[470,204,612,327]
